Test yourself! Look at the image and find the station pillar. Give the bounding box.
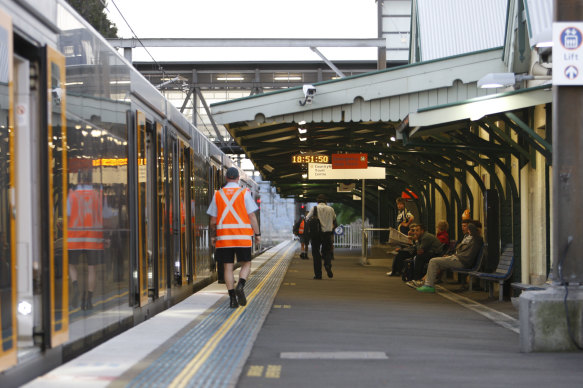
[519,0,583,352]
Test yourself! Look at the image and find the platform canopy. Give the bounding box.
[210,47,552,203]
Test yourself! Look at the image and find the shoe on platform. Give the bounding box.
[235,282,247,306]
[416,285,435,293]
[229,296,239,308]
[325,266,333,278]
[313,275,322,280]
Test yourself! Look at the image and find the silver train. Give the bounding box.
[0,0,259,384]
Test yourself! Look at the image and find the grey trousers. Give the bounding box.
[424,255,464,287]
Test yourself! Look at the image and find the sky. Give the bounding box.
[105,0,380,62]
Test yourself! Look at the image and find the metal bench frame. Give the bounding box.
[449,244,484,287]
[468,246,514,301]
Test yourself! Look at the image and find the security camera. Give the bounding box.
[299,84,316,106]
[52,87,62,105]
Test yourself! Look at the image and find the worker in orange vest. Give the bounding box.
[68,170,104,310]
[207,167,260,308]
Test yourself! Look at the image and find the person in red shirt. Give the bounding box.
[436,220,449,245]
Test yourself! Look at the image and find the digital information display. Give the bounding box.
[291,154,329,164]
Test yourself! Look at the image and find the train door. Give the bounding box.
[134,111,150,306]
[44,46,68,347]
[0,10,17,371]
[167,134,180,287]
[156,123,167,297]
[189,149,196,281]
[178,141,191,285]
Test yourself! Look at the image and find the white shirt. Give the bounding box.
[206,182,258,217]
[307,203,337,232]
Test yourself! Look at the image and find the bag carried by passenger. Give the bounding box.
[402,258,415,282]
[307,206,322,239]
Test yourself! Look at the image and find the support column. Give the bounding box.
[377,0,386,70]
[519,0,583,352]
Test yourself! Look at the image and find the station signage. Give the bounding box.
[553,22,583,85]
[308,163,385,180]
[331,153,368,169]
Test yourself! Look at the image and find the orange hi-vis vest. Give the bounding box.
[68,187,104,250]
[298,219,305,234]
[215,187,253,248]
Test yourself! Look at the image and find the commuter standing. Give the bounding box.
[396,198,414,235]
[68,170,104,310]
[306,194,337,279]
[207,167,261,308]
[293,214,309,259]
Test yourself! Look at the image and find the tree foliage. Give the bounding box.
[331,203,360,225]
[65,0,118,38]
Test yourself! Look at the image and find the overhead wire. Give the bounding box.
[106,0,164,74]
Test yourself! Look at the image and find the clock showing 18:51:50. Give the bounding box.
[291,154,330,164]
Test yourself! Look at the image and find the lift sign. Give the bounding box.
[553,22,583,85]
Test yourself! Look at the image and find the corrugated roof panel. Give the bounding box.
[417,0,507,61]
[525,0,553,47]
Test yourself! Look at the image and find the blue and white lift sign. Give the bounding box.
[554,22,583,85]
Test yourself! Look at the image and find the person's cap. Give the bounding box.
[316,194,327,202]
[226,167,239,179]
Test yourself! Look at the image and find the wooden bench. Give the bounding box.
[468,246,514,301]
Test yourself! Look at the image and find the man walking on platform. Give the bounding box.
[306,194,337,279]
[207,167,261,308]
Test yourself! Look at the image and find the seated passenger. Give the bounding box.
[409,224,444,280]
[417,220,484,293]
[436,220,449,246]
[386,224,418,276]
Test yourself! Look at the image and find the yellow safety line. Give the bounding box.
[169,243,294,388]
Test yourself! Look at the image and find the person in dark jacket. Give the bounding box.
[410,224,444,280]
[386,224,418,276]
[417,220,484,293]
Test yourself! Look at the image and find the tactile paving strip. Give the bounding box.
[125,241,296,388]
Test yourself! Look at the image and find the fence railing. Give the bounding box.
[334,221,374,249]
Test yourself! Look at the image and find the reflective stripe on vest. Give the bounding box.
[68,188,104,250]
[298,219,305,234]
[216,187,253,248]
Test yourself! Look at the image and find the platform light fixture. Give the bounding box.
[478,72,551,89]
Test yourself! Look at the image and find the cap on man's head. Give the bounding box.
[316,194,327,203]
[226,167,239,179]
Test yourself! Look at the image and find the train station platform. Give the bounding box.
[24,242,583,388]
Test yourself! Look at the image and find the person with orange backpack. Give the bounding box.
[293,214,309,260]
[207,167,261,308]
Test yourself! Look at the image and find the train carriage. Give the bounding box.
[0,0,258,381]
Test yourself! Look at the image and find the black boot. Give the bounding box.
[236,281,247,306]
[228,289,239,308]
[84,291,93,310]
[71,281,79,309]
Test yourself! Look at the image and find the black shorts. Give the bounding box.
[69,250,104,266]
[299,234,309,244]
[215,247,252,264]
